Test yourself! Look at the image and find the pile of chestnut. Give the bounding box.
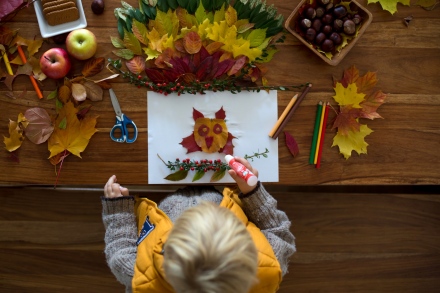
[296,0,363,53]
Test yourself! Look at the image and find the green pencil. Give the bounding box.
[309,101,323,164]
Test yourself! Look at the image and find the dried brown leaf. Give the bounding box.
[81,57,105,77]
[58,85,71,104]
[83,81,103,101]
[71,83,87,102]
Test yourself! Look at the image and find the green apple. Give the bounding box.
[65,29,97,60]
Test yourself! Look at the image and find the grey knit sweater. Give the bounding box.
[101,182,296,292]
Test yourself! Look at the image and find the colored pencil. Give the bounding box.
[2,51,13,75]
[269,94,298,137]
[313,100,326,164]
[316,102,330,169]
[17,45,43,99]
[272,83,312,139]
[309,101,323,164]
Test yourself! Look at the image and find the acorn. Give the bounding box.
[305,28,317,42]
[333,5,347,19]
[315,32,326,45]
[343,19,356,35]
[321,39,334,52]
[329,32,342,45]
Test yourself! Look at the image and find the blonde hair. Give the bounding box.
[163,201,258,293]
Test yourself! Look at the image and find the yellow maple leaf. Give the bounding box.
[149,9,179,37]
[232,40,262,62]
[48,101,98,159]
[332,124,373,159]
[147,27,169,52]
[3,113,28,152]
[143,47,160,60]
[333,82,365,108]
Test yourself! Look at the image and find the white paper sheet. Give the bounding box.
[148,90,279,184]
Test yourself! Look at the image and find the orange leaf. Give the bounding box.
[58,85,71,104]
[356,71,378,94]
[183,31,202,54]
[48,101,98,159]
[205,42,224,55]
[339,65,359,87]
[81,57,105,77]
[126,56,146,74]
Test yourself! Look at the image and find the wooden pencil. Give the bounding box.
[313,99,326,164]
[309,101,323,164]
[272,83,312,139]
[17,45,43,99]
[316,102,330,169]
[269,94,298,137]
[2,51,13,75]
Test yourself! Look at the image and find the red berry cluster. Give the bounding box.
[167,158,230,173]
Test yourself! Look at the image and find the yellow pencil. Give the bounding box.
[314,100,326,164]
[269,94,298,137]
[2,51,13,75]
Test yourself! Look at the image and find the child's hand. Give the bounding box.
[104,175,129,198]
[228,157,259,195]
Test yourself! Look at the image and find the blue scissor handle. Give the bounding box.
[110,114,138,143]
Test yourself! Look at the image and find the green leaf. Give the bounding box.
[164,169,189,181]
[123,30,142,55]
[58,117,67,129]
[46,88,58,100]
[210,169,226,182]
[117,18,126,39]
[112,49,135,60]
[110,36,125,48]
[195,1,207,24]
[247,28,267,48]
[55,98,63,112]
[213,3,225,23]
[192,170,205,182]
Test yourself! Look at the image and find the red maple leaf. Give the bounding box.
[332,105,363,135]
[180,132,202,153]
[218,132,236,155]
[360,90,386,119]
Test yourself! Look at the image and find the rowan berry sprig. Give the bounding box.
[108,58,310,95]
[244,148,270,161]
[161,156,231,173]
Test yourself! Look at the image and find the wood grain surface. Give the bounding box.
[1,0,439,186]
[0,186,439,292]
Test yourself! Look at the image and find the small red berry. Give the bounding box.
[180,86,184,90]
[177,83,181,87]
[157,83,161,87]
[191,167,195,171]
[138,75,142,79]
[195,160,199,164]
[209,160,213,164]
[162,83,167,87]
[137,85,141,88]
[180,166,184,171]
[204,168,207,172]
[159,90,163,94]
[178,92,181,96]
[176,158,180,161]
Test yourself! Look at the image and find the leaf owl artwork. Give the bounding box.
[180,107,236,155]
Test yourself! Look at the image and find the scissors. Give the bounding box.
[109,88,138,143]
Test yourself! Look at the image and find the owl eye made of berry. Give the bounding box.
[180,107,236,155]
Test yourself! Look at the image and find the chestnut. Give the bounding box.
[333,19,343,32]
[329,32,342,45]
[352,14,363,25]
[305,7,316,19]
[343,19,356,35]
[321,39,334,52]
[326,3,334,12]
[316,7,325,18]
[300,18,312,29]
[333,6,347,19]
[317,0,330,5]
[312,19,323,32]
[305,28,317,42]
[322,14,333,24]
[315,32,326,45]
[322,24,333,36]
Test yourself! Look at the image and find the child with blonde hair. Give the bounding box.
[102,157,295,293]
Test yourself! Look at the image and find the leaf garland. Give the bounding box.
[331,65,387,159]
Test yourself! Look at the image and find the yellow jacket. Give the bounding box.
[132,188,282,293]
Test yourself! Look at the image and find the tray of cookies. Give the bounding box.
[34,0,87,38]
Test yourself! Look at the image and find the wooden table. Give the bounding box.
[1,0,439,186]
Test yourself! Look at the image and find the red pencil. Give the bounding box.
[316,102,330,169]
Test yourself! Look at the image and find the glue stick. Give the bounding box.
[225,155,258,187]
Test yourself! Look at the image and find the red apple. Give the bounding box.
[65,28,97,60]
[39,48,71,79]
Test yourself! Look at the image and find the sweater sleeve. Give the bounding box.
[238,182,296,276]
[101,196,138,291]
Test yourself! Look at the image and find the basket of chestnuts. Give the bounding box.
[285,0,372,66]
